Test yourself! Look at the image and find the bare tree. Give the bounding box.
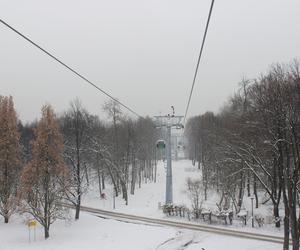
[61,99,90,220]
[186,178,203,219]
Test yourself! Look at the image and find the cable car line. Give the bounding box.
[183,0,215,125]
[0,18,143,119]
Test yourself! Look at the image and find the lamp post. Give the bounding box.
[250,196,254,228]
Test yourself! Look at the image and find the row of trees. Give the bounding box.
[58,99,158,219]
[185,60,300,250]
[0,97,158,239]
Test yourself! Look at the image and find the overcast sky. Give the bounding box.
[1,0,299,123]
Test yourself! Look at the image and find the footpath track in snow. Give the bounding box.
[64,203,290,245]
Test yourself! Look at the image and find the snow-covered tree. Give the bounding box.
[186,178,203,219]
[60,99,91,220]
[185,59,300,250]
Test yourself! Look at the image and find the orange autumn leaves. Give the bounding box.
[19,105,69,238]
[0,96,21,223]
[20,105,68,193]
[0,96,69,238]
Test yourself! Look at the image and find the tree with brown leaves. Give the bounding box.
[0,96,21,223]
[19,105,69,239]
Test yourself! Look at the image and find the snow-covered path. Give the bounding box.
[83,160,197,217]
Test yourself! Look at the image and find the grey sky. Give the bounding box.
[1,0,299,123]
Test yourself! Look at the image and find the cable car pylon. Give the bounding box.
[154,107,183,205]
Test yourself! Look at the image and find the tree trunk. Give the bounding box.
[237,171,244,210]
[288,181,299,250]
[131,156,136,195]
[283,186,290,250]
[96,155,102,196]
[138,163,142,188]
[272,158,278,200]
[75,197,81,220]
[283,214,290,250]
[44,175,50,238]
[84,163,89,187]
[4,215,8,223]
[273,204,280,228]
[75,142,81,220]
[44,226,50,239]
[143,160,147,184]
[121,182,128,205]
[246,171,250,197]
[253,174,258,208]
[284,140,299,250]
[101,174,105,190]
[202,162,207,201]
[106,164,118,197]
[97,166,102,197]
[192,143,196,166]
[75,163,81,220]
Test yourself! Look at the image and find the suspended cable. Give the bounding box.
[183,0,215,125]
[0,18,143,119]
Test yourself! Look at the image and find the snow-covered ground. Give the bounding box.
[0,159,284,249]
[0,212,281,250]
[83,160,283,236]
[83,160,194,217]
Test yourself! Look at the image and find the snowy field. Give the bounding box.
[0,160,284,249]
[0,212,281,250]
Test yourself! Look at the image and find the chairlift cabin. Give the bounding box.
[156,139,166,149]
